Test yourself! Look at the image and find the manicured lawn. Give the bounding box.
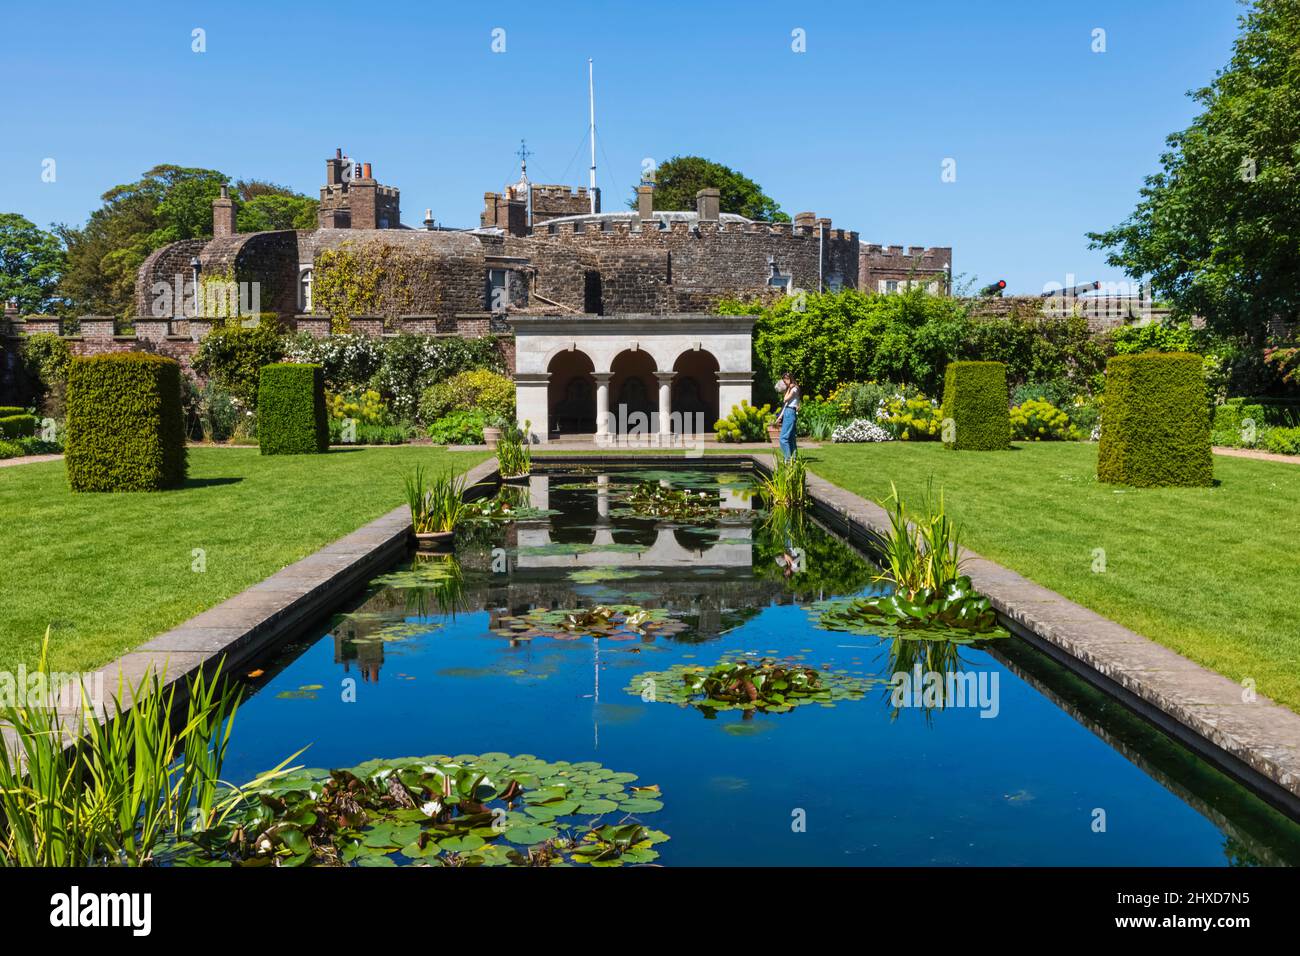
[0,446,487,675]
[807,442,1300,712]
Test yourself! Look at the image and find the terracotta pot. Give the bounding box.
[482,427,502,446]
[767,424,781,443]
[414,529,455,552]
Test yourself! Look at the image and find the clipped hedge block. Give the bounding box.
[0,414,38,439]
[65,353,187,492]
[258,363,328,455]
[0,406,26,417]
[1098,352,1212,487]
[941,361,1010,451]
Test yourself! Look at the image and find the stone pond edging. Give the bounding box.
[748,452,1300,820]
[14,451,1298,823]
[65,456,502,716]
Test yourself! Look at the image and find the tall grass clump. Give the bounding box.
[758,454,808,510]
[0,633,295,866]
[403,466,467,534]
[496,419,532,479]
[864,479,963,598]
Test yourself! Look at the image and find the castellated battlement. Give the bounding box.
[542,217,857,244]
[531,183,600,225]
[862,244,950,261]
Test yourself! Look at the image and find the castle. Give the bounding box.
[134,149,951,325]
[8,150,952,442]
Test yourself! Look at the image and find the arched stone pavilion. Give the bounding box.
[510,314,756,443]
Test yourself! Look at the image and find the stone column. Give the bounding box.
[656,371,675,438]
[716,371,755,423]
[593,373,612,442]
[514,372,550,444]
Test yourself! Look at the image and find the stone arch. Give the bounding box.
[548,350,595,436]
[609,348,658,434]
[671,348,720,434]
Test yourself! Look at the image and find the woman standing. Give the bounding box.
[775,371,800,460]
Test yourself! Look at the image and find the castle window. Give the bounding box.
[885,280,899,293]
[488,269,509,312]
[767,260,792,293]
[298,268,313,312]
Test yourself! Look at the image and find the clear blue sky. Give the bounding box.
[0,0,1242,294]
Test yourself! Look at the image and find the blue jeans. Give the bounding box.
[779,409,797,459]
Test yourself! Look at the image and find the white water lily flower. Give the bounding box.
[421,800,442,817]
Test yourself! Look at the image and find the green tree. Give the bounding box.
[0,214,65,313]
[233,179,319,232]
[57,165,228,318]
[629,156,790,221]
[56,167,319,318]
[1088,0,1300,343]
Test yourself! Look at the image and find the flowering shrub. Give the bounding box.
[284,334,386,390]
[326,389,390,426]
[286,333,502,421]
[192,317,286,405]
[369,335,502,421]
[715,401,774,442]
[419,369,515,425]
[831,419,894,443]
[796,395,843,439]
[1010,398,1079,441]
[879,393,942,441]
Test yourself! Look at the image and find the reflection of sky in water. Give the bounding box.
[227,470,1300,866]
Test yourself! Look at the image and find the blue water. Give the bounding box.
[223,468,1300,866]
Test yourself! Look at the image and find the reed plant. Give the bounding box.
[757,454,808,510]
[865,479,963,598]
[403,466,467,534]
[496,418,532,479]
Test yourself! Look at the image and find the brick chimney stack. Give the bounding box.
[325,147,344,186]
[212,184,235,238]
[350,162,378,229]
[636,184,655,220]
[794,211,816,234]
[695,188,720,221]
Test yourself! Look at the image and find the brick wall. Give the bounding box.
[859,245,952,292]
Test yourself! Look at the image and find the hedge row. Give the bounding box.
[1098,352,1212,487]
[65,353,187,492]
[258,363,328,455]
[0,414,37,439]
[941,361,1010,451]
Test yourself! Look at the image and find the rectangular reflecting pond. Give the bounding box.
[222,466,1300,866]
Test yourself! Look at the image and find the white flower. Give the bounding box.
[832,419,894,443]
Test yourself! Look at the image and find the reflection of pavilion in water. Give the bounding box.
[328,472,793,681]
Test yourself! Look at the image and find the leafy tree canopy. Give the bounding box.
[1088,0,1300,342]
[0,213,65,314]
[628,155,790,222]
[56,167,319,318]
[233,180,319,232]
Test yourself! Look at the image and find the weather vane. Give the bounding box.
[516,138,532,177]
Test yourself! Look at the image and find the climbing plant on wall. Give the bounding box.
[313,242,413,333]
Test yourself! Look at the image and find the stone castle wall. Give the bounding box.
[532,218,860,309]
